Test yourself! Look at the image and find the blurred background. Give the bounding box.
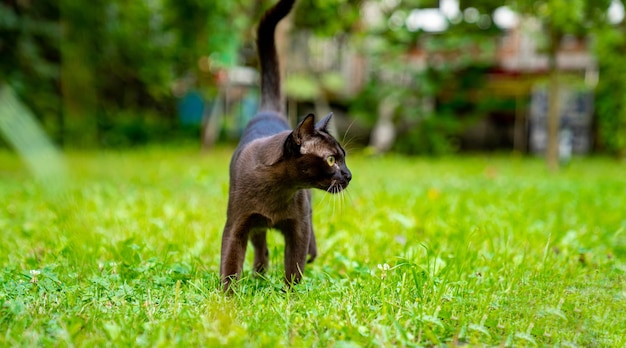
[1,0,625,165]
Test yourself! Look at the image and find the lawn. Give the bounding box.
[1,146,625,346]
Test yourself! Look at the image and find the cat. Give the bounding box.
[220,0,352,292]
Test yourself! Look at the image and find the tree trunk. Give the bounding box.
[546,30,562,171]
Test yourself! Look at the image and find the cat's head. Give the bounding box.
[285,113,351,194]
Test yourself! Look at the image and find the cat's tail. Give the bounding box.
[257,0,295,114]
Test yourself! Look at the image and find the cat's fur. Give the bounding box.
[220,0,351,291]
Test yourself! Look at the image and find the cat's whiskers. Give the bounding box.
[340,186,346,208]
[324,180,351,217]
[314,187,331,213]
[314,180,335,213]
[340,119,363,154]
[343,186,353,206]
[341,119,356,145]
[337,185,343,212]
[342,136,359,154]
[330,181,338,216]
[326,180,337,194]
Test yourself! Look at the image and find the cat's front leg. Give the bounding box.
[279,219,311,287]
[251,229,269,274]
[220,220,249,292]
[307,227,317,263]
[305,191,317,264]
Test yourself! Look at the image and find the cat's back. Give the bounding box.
[238,112,290,147]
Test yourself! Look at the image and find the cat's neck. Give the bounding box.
[229,159,306,224]
[232,133,302,194]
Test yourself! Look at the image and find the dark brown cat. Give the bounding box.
[220,0,351,291]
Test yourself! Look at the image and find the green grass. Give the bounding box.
[1,146,625,346]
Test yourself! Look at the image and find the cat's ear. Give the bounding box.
[293,113,316,145]
[315,112,333,131]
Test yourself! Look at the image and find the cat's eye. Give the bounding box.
[326,155,336,167]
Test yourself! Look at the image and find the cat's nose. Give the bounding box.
[343,168,352,182]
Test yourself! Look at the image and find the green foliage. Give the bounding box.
[1,0,261,148]
[1,147,625,345]
[594,22,626,158]
[0,1,61,132]
[284,74,321,100]
[509,0,612,41]
[349,0,504,155]
[293,0,361,37]
[393,113,463,155]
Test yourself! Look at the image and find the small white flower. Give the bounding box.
[377,263,390,279]
[29,269,41,283]
[109,262,118,274]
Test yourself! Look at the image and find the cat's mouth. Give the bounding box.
[325,179,349,194]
